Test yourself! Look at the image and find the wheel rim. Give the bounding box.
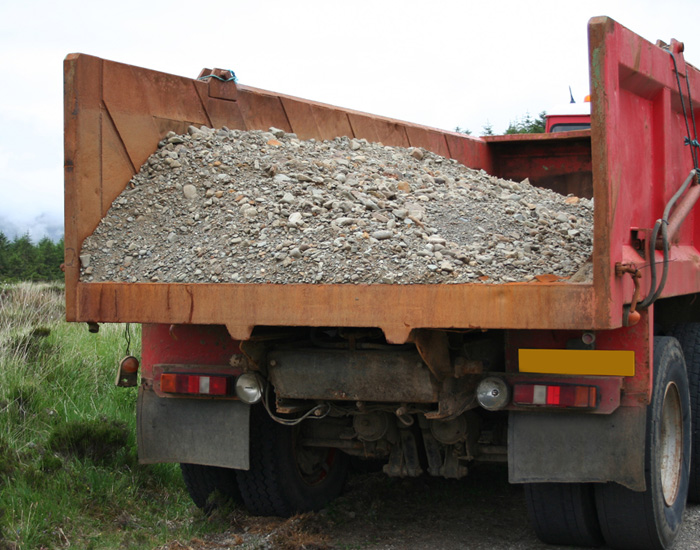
[294,445,336,485]
[660,381,683,506]
[293,426,336,486]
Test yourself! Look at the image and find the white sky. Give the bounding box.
[1,0,698,241]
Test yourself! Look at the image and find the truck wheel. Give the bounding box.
[669,323,700,502]
[180,463,241,512]
[236,405,348,517]
[595,337,691,550]
[524,482,603,547]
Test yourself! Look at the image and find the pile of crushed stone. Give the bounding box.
[79,126,593,285]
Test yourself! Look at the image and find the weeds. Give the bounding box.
[0,282,224,549]
[47,417,130,465]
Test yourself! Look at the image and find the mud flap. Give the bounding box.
[137,386,250,469]
[508,406,646,491]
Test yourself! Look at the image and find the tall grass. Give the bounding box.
[0,282,223,549]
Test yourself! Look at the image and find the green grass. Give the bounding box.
[0,282,228,549]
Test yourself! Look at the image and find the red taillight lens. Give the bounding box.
[513,383,597,408]
[186,376,198,394]
[159,373,233,396]
[208,376,228,395]
[547,385,560,404]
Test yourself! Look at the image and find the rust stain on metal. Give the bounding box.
[412,329,452,380]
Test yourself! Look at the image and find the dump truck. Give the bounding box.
[64,16,700,549]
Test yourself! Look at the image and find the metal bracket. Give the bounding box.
[615,262,642,325]
[382,428,423,477]
[629,228,649,258]
[425,376,479,420]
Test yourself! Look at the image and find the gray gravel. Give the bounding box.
[80,126,593,284]
[162,467,700,549]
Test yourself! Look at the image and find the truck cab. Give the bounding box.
[545,97,592,133]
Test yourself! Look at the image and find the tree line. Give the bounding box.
[0,232,64,282]
[456,111,547,136]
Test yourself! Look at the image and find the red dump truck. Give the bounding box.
[64,17,700,549]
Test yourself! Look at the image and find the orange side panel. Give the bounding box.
[280,97,355,141]
[198,97,247,131]
[76,282,596,345]
[236,88,292,132]
[404,126,450,158]
[100,112,136,217]
[346,113,410,147]
[64,52,600,339]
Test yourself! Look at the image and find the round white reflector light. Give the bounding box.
[477,377,510,411]
[235,373,263,404]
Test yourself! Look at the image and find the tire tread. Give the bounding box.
[669,323,700,502]
[236,407,290,516]
[525,483,603,547]
[180,463,239,511]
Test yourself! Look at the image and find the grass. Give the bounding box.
[0,282,230,549]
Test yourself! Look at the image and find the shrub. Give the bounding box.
[48,417,129,465]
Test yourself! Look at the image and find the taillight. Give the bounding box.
[513,383,597,408]
[160,373,234,396]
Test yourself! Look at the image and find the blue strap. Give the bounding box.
[198,70,237,83]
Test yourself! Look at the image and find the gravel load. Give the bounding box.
[79,126,593,284]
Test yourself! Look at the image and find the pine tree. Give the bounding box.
[505,111,547,134]
[0,231,9,278]
[8,234,38,280]
[37,237,62,280]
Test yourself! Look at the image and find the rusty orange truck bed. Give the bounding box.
[65,18,700,344]
[64,17,700,550]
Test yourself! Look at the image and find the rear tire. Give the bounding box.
[236,405,349,517]
[180,463,241,512]
[524,482,603,547]
[669,323,700,502]
[595,337,691,550]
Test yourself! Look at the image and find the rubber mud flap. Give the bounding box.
[137,386,250,469]
[509,406,646,490]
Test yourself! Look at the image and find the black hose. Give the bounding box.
[638,169,696,309]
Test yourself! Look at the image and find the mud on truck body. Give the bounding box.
[64,17,700,549]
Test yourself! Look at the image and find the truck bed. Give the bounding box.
[64,17,700,343]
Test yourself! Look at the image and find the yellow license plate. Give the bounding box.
[518,349,635,376]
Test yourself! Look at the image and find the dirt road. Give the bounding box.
[170,463,700,550]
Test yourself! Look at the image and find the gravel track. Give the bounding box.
[160,465,700,549]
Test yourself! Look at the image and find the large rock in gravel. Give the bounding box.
[79,127,593,285]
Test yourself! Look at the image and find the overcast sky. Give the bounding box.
[1,0,699,241]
